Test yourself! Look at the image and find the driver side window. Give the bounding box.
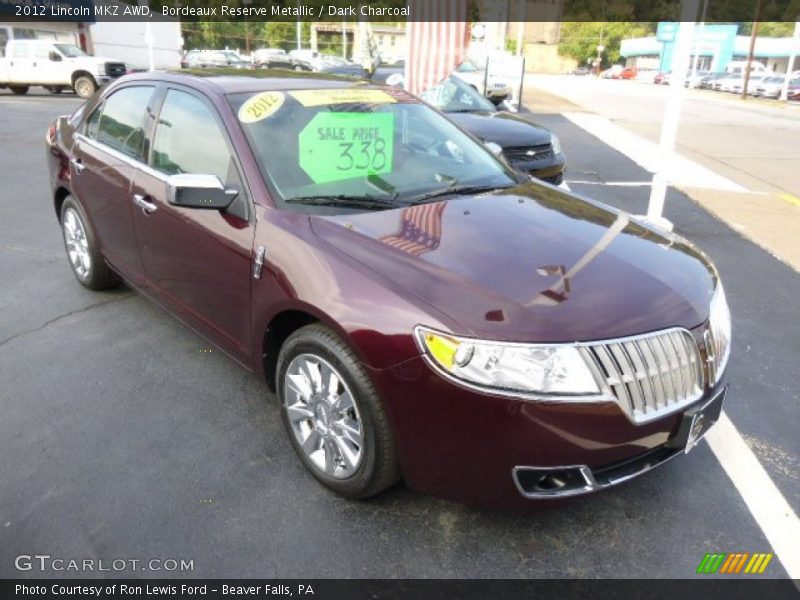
[90,86,154,161]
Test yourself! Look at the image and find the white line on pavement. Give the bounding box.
[567,180,653,187]
[705,412,800,579]
[562,111,748,193]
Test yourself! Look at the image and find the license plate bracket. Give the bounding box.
[669,386,726,453]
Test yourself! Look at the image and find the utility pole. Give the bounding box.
[646,0,699,230]
[515,0,525,57]
[742,0,765,100]
[342,20,347,59]
[779,21,800,101]
[689,0,709,88]
[296,0,302,50]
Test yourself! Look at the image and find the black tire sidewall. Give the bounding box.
[276,327,389,498]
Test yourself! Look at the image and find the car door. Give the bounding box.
[32,43,62,85]
[7,42,33,83]
[130,86,255,362]
[70,85,157,284]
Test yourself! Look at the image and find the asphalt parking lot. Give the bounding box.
[1,87,798,579]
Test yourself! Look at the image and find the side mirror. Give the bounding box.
[49,52,62,62]
[166,174,238,210]
[484,141,503,157]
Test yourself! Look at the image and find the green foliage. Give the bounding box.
[558,22,656,67]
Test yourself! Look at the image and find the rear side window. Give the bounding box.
[90,86,154,160]
[11,44,30,59]
[152,89,238,186]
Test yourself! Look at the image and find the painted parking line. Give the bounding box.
[778,193,800,208]
[705,412,800,579]
[567,180,653,187]
[562,111,748,193]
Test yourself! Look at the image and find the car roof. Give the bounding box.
[120,70,375,95]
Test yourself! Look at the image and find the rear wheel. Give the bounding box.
[60,196,119,290]
[277,324,400,498]
[10,86,29,95]
[73,75,96,99]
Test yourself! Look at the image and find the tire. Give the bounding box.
[294,65,303,72]
[10,86,29,95]
[60,196,119,290]
[277,324,400,499]
[73,75,96,99]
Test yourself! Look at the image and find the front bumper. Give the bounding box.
[507,153,566,184]
[369,355,726,507]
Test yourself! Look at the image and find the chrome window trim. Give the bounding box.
[75,132,168,182]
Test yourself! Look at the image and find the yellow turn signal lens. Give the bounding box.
[423,332,459,370]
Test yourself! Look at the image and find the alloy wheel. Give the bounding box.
[283,353,364,479]
[62,207,92,279]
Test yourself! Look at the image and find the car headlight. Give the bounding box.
[551,134,562,155]
[708,281,731,383]
[415,327,600,396]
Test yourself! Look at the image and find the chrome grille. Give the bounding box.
[105,62,126,77]
[503,143,554,162]
[580,329,703,423]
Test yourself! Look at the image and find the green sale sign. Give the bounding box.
[298,112,394,184]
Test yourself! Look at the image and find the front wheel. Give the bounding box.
[60,197,119,290]
[10,85,29,95]
[73,75,97,99]
[277,324,400,498]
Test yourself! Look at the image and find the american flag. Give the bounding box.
[380,203,447,256]
[405,0,471,96]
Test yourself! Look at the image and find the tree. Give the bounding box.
[558,22,656,68]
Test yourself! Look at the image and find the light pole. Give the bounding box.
[596,44,604,76]
[780,21,800,101]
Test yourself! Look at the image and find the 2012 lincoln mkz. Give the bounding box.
[46,71,731,507]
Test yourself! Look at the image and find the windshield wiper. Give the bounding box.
[405,184,515,205]
[284,194,401,210]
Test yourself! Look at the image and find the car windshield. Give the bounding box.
[420,76,496,113]
[54,44,86,57]
[229,87,517,213]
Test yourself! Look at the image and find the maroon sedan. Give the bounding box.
[46,72,731,506]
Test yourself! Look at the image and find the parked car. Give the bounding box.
[184,50,250,70]
[753,75,796,99]
[569,67,591,76]
[711,73,740,91]
[697,72,727,89]
[253,48,294,70]
[452,59,511,101]
[789,85,800,101]
[46,71,730,506]
[727,72,771,94]
[289,49,323,71]
[372,64,404,87]
[620,67,637,80]
[319,63,367,78]
[653,71,669,85]
[421,76,565,185]
[0,39,125,98]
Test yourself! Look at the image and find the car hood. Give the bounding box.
[447,111,552,148]
[309,183,717,343]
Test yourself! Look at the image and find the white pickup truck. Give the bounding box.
[0,39,127,98]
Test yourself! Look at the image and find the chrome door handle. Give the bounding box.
[133,193,158,215]
[70,157,86,174]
